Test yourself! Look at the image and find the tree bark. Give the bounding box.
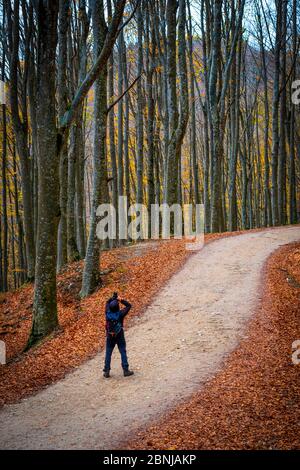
[136,3,144,205]
[270,0,282,226]
[278,0,288,225]
[146,2,156,235]
[57,0,70,271]
[27,0,60,347]
[6,0,35,280]
[80,0,109,297]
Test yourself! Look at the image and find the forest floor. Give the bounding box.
[0,229,259,406]
[0,225,299,449]
[125,235,300,450]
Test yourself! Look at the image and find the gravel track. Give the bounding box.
[0,226,299,450]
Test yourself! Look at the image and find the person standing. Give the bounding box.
[103,292,134,378]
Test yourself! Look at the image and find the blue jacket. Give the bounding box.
[105,299,131,335]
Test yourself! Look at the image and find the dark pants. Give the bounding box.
[104,329,129,371]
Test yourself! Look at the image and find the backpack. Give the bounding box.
[106,310,122,336]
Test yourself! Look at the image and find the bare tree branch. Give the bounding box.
[59,0,127,131]
[106,73,142,115]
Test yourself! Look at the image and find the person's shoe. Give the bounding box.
[123,369,134,377]
[103,370,110,378]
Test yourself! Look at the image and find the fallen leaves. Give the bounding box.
[123,241,300,450]
[0,239,193,406]
[0,227,292,411]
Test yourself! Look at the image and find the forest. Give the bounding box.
[0,0,299,347]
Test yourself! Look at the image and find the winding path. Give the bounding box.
[0,226,299,449]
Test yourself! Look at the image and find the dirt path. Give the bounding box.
[0,227,299,450]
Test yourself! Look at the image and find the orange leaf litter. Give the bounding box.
[1,224,296,447]
[123,241,300,450]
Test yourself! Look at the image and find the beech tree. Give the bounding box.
[27,0,126,345]
[1,0,299,345]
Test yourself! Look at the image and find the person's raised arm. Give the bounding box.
[119,298,131,318]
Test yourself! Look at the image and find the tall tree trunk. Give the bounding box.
[107,0,118,247]
[136,3,144,205]
[1,80,8,291]
[121,31,130,218]
[228,27,241,232]
[13,145,26,284]
[117,24,124,244]
[288,0,298,224]
[8,187,17,289]
[256,3,271,227]
[57,150,68,270]
[165,0,179,206]
[75,122,86,257]
[27,0,126,344]
[57,0,70,271]
[187,0,200,206]
[200,0,211,232]
[166,0,189,214]
[81,0,109,297]
[270,0,282,226]
[75,0,89,258]
[209,0,223,232]
[278,0,288,225]
[28,0,60,347]
[6,0,35,280]
[146,2,156,235]
[160,3,170,205]
[67,122,81,261]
